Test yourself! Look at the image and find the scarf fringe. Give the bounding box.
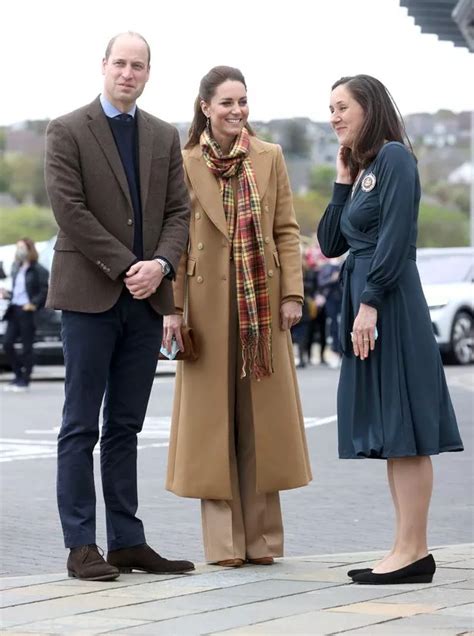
[240,328,273,380]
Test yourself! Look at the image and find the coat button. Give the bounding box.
[197,242,204,250]
[197,276,203,283]
[127,219,133,226]
[221,275,227,281]
[264,204,269,212]
[268,269,274,277]
[195,212,201,220]
[264,236,270,244]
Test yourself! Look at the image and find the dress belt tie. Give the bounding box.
[338,246,416,355]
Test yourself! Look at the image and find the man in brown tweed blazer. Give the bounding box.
[45,32,193,581]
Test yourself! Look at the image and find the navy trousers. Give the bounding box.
[57,291,163,550]
[3,306,36,383]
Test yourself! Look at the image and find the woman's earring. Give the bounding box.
[206,116,210,130]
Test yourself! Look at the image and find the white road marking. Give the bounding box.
[1,415,336,463]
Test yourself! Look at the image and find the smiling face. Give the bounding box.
[329,84,365,149]
[102,34,150,112]
[201,80,249,153]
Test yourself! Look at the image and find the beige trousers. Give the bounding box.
[201,263,284,562]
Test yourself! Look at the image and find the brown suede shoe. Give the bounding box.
[107,543,195,574]
[247,556,275,565]
[67,544,120,581]
[215,558,245,568]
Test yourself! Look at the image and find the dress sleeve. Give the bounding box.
[317,183,351,257]
[359,144,417,310]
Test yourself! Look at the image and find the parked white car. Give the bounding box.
[417,247,474,365]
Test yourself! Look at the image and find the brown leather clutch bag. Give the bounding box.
[159,325,199,362]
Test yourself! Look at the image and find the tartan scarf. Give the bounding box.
[200,127,273,379]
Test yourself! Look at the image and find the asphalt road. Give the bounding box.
[0,361,472,577]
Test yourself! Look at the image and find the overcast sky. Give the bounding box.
[3,0,473,126]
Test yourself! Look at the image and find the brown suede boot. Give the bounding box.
[67,544,120,581]
[247,556,275,565]
[107,543,195,574]
[247,557,275,565]
[215,558,245,568]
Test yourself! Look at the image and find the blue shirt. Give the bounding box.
[99,94,136,119]
[12,264,29,306]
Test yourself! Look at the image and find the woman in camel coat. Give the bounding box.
[165,66,312,567]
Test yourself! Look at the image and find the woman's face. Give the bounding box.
[16,241,28,262]
[329,84,365,149]
[201,80,249,149]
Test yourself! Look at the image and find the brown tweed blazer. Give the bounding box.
[44,96,190,314]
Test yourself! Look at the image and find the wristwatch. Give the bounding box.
[154,257,171,276]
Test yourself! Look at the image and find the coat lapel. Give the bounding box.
[86,98,132,209]
[249,137,272,201]
[185,137,273,241]
[137,109,153,213]
[186,146,229,240]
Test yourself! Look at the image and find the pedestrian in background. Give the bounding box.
[1,238,48,391]
[318,74,463,585]
[292,254,317,368]
[317,256,343,365]
[165,66,312,568]
[44,32,192,581]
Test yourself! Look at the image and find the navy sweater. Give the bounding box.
[108,116,143,260]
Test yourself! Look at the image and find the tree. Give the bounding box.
[309,165,336,197]
[0,206,57,245]
[282,120,310,157]
[5,154,47,205]
[0,157,12,192]
[0,128,6,153]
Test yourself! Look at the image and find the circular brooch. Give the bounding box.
[361,173,376,192]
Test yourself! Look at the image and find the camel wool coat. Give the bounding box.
[166,137,312,500]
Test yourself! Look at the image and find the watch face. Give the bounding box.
[157,259,169,274]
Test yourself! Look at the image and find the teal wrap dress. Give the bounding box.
[317,142,464,459]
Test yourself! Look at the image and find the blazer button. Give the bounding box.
[264,204,269,212]
[195,212,201,220]
[127,219,133,226]
[264,236,270,244]
[197,276,203,283]
[268,269,274,278]
[197,242,204,250]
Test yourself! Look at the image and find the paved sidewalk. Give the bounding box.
[1,544,472,634]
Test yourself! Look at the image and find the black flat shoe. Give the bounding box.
[347,567,372,578]
[352,554,435,585]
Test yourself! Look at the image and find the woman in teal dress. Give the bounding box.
[318,75,463,585]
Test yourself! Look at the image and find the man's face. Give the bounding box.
[102,34,150,110]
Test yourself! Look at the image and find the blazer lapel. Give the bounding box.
[87,99,132,209]
[137,109,153,213]
[249,137,272,201]
[186,147,229,240]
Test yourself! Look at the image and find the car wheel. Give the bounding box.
[446,311,473,365]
